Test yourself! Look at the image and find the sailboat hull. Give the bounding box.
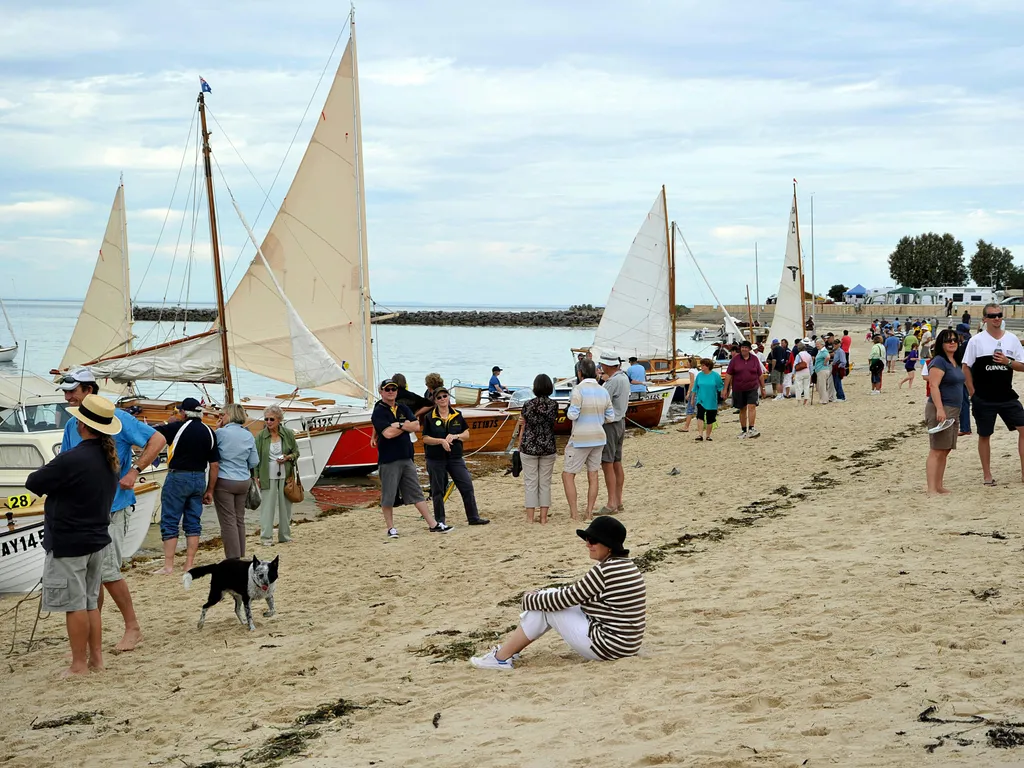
[0,345,16,363]
[321,408,520,475]
[0,521,45,595]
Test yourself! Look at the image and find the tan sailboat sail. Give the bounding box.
[81,26,373,398]
[60,183,132,370]
[224,34,372,400]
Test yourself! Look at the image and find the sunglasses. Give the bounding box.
[264,417,277,422]
[986,313,1003,319]
[584,535,599,545]
[61,376,83,385]
[382,386,398,392]
[434,393,449,399]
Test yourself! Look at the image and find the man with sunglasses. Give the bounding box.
[372,379,452,538]
[60,367,166,651]
[962,303,1024,485]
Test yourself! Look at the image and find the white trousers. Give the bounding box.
[782,372,793,392]
[520,600,600,661]
[793,372,812,400]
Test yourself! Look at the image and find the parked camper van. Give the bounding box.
[924,286,996,305]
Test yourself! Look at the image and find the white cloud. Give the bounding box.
[0,198,91,219]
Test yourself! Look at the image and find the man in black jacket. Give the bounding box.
[26,394,121,677]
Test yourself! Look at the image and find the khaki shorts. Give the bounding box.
[379,459,425,507]
[42,549,104,613]
[601,420,625,463]
[100,506,132,583]
[925,401,960,450]
[564,444,604,474]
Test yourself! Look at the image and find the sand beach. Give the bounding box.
[4,329,1024,767]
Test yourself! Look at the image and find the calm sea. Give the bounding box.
[0,300,604,400]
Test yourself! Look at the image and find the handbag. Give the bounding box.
[511,450,523,478]
[245,477,262,510]
[284,465,305,504]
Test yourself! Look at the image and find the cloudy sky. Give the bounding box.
[2,0,1023,309]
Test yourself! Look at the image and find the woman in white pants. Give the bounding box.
[470,516,646,670]
[792,342,814,405]
[518,374,558,524]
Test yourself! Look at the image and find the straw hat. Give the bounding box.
[68,394,122,436]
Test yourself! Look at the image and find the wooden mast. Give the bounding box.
[197,90,234,404]
[663,186,676,371]
[792,180,806,335]
[745,285,755,344]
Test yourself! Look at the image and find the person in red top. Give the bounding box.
[723,340,767,438]
[841,330,853,374]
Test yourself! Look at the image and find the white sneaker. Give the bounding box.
[773,394,784,401]
[737,431,749,439]
[747,428,760,438]
[387,527,399,539]
[470,647,514,671]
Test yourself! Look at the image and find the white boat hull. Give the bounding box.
[0,521,45,595]
[118,484,160,561]
[0,345,16,363]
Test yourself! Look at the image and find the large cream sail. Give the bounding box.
[593,189,672,359]
[225,35,372,400]
[60,184,132,369]
[770,191,805,345]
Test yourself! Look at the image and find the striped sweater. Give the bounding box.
[567,378,614,448]
[521,557,646,660]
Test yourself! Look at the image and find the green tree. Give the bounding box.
[1006,265,1024,291]
[888,233,967,288]
[968,239,1015,289]
[827,284,848,302]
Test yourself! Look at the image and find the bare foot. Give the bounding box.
[938,487,951,495]
[151,567,175,575]
[61,666,89,679]
[114,628,142,652]
[88,662,104,672]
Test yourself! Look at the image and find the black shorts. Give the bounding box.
[696,405,717,424]
[733,389,759,408]
[971,397,1024,438]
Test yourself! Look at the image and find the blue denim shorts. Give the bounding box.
[160,471,205,540]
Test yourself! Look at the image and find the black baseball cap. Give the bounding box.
[379,379,398,390]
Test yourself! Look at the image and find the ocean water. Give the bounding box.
[0,300,601,401]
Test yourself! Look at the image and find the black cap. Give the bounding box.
[740,339,752,348]
[492,366,502,372]
[179,397,202,412]
[433,386,449,397]
[628,356,638,363]
[576,516,629,557]
[379,379,398,390]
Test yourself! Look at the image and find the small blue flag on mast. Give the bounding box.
[200,77,212,93]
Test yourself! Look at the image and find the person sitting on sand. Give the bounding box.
[26,394,121,676]
[469,516,645,670]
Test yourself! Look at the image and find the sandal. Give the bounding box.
[695,436,704,441]
[983,479,997,487]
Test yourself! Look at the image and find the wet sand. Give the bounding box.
[5,328,1024,766]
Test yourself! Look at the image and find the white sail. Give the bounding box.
[88,331,223,383]
[225,35,372,400]
[593,190,672,359]
[60,184,132,370]
[0,297,16,345]
[770,191,805,344]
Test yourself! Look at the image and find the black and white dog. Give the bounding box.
[182,555,279,631]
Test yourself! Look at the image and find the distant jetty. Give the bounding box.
[372,307,605,327]
[133,306,217,322]
[132,305,607,327]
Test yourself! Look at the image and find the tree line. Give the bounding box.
[886,234,1021,290]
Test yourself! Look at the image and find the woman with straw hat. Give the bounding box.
[26,394,122,677]
[470,516,646,670]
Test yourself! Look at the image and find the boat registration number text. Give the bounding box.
[1,528,44,558]
[3,494,35,510]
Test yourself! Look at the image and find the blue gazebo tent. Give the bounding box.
[844,284,867,296]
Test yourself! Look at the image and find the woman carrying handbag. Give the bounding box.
[255,405,301,546]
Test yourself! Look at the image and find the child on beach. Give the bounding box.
[691,358,723,441]
[898,343,919,389]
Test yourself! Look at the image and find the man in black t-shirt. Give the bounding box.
[962,304,1024,484]
[152,397,219,575]
[371,379,452,539]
